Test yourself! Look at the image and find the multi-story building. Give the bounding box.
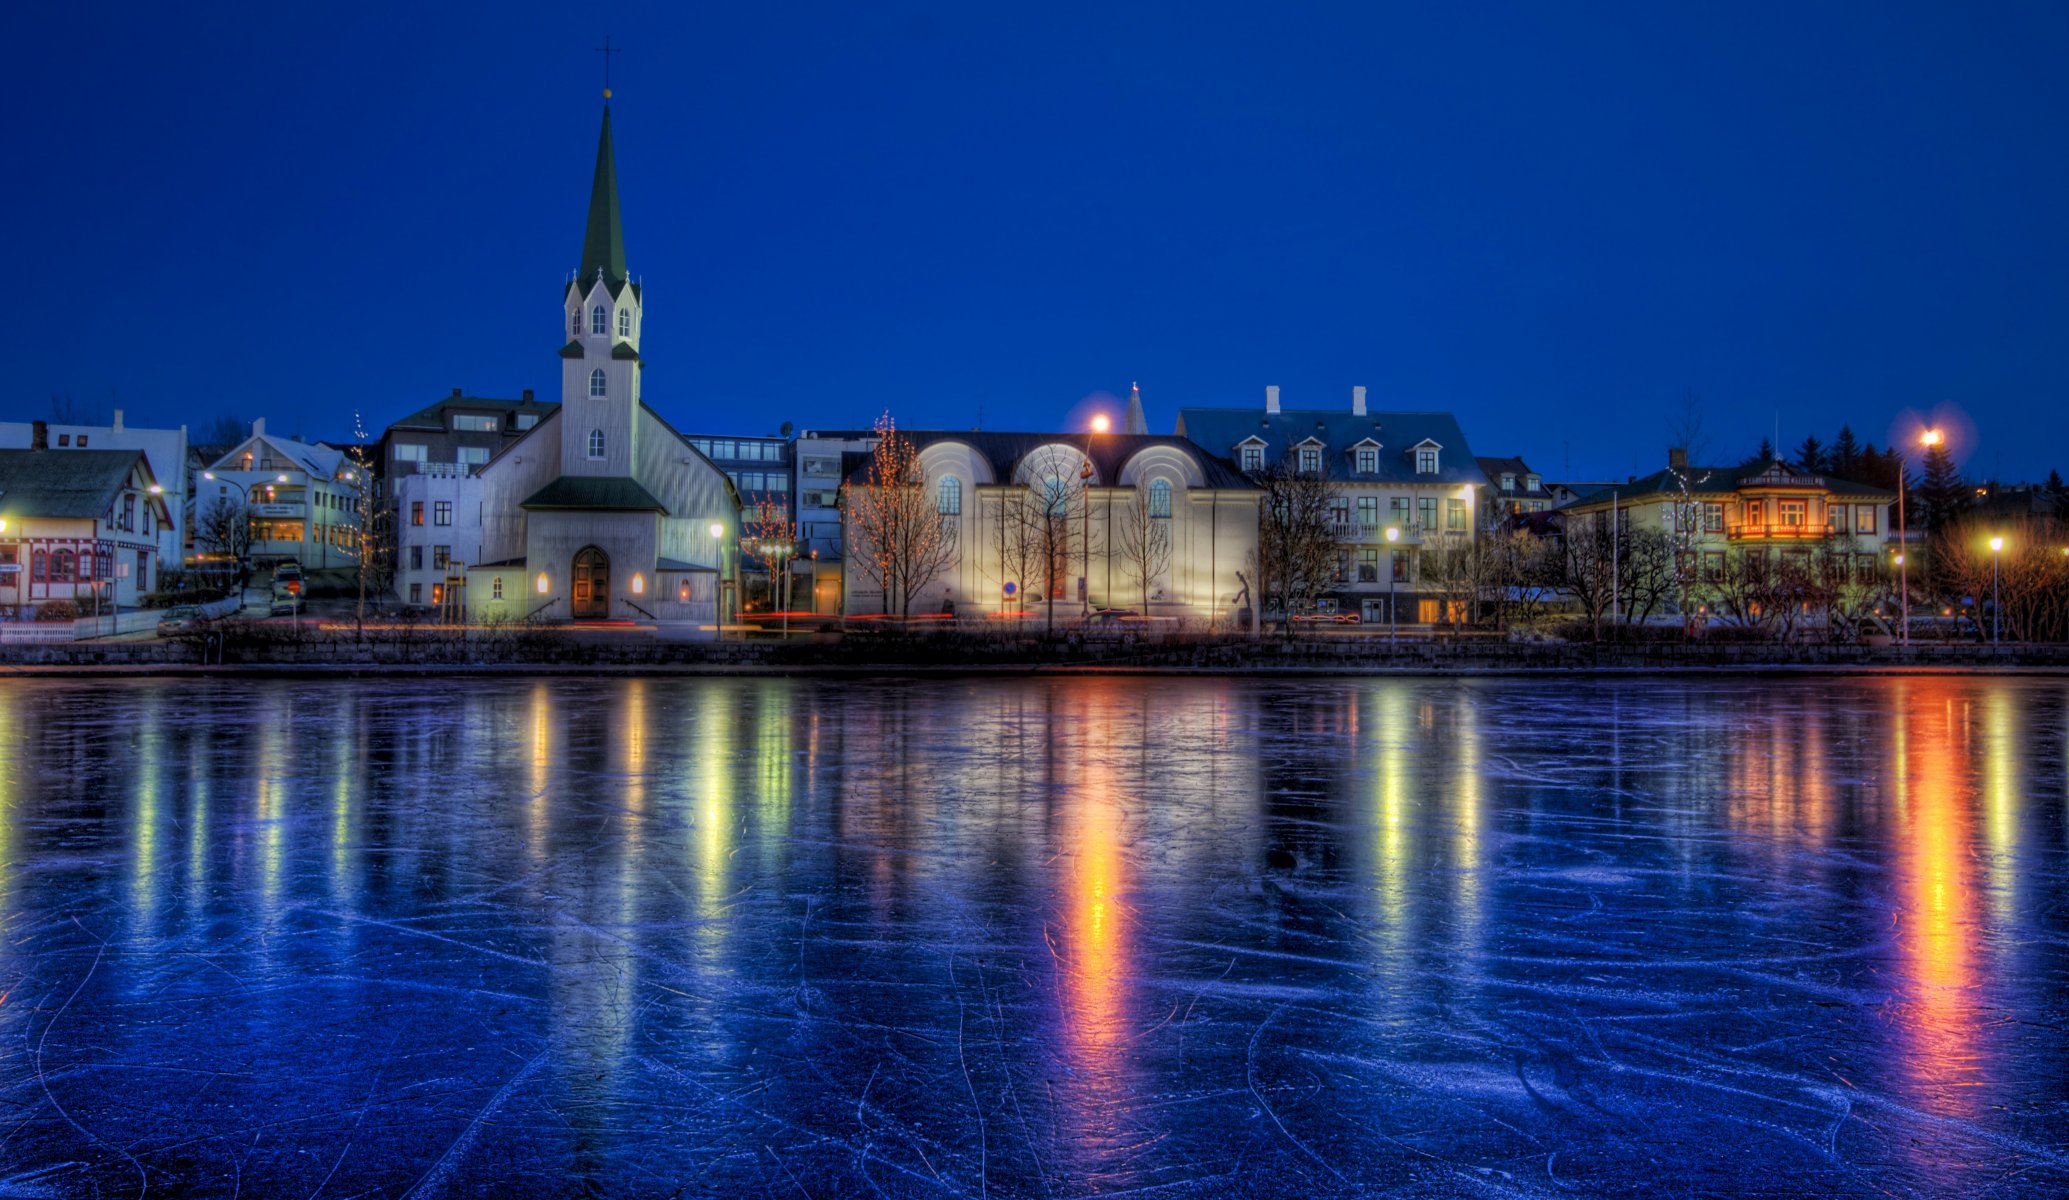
[196,419,365,572]
[792,429,878,613]
[0,433,174,616]
[1555,450,1896,615]
[1177,386,1489,624]
[0,410,189,570]
[392,471,482,609]
[1476,456,1552,529]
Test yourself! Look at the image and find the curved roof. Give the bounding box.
[843,430,1254,490]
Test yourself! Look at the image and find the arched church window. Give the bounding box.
[1149,478,1172,518]
[589,369,607,397]
[570,309,581,336]
[588,429,606,460]
[937,475,962,515]
[591,305,608,335]
[617,308,631,338]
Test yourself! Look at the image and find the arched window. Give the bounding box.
[1148,478,1172,518]
[590,305,608,335]
[570,309,581,336]
[937,475,962,515]
[589,368,607,397]
[617,308,631,337]
[587,429,606,459]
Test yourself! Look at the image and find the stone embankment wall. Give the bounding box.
[4,631,2067,674]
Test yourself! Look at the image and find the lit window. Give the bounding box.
[617,308,630,337]
[588,429,605,459]
[411,501,424,526]
[938,476,962,515]
[1855,505,1875,535]
[492,576,504,600]
[1148,478,1172,518]
[591,305,607,335]
[536,571,550,594]
[589,369,607,397]
[631,572,645,595]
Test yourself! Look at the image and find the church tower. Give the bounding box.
[559,104,643,478]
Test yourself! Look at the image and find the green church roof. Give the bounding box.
[519,475,667,514]
[579,107,627,288]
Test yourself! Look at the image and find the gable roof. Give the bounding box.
[1561,460,1897,507]
[1175,408,1487,486]
[0,449,162,520]
[519,476,668,513]
[384,393,561,434]
[209,432,345,478]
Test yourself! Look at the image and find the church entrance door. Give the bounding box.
[572,547,610,619]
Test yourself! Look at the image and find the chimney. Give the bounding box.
[1668,446,1688,470]
[451,387,463,398]
[31,420,47,451]
[1265,385,1281,414]
[521,388,535,403]
[113,408,125,432]
[1352,386,1367,417]
[252,417,266,438]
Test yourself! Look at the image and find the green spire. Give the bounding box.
[579,106,627,287]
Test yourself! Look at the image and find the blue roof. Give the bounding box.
[1174,408,1488,487]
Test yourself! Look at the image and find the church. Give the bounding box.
[466,99,740,627]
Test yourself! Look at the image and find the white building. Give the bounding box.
[840,430,1261,625]
[792,428,878,613]
[196,419,365,572]
[464,101,739,626]
[0,410,188,570]
[393,467,481,609]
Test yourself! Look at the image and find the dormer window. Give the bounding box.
[589,368,607,397]
[617,308,631,338]
[1525,474,1540,492]
[588,429,606,460]
[1500,473,1516,491]
[590,305,608,335]
[1298,446,1322,474]
[1415,447,1439,474]
[1240,444,1264,473]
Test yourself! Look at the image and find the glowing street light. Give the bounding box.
[1089,413,1111,434]
[1897,427,1945,647]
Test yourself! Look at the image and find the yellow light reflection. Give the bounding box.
[1893,680,1981,1117]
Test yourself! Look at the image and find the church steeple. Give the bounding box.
[1123,382,1148,435]
[579,106,627,287]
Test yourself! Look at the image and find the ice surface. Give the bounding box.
[0,674,2062,1196]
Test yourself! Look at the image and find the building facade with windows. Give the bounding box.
[392,470,482,609]
[1177,387,1489,624]
[1555,451,1897,613]
[373,389,558,592]
[838,430,1259,624]
[0,442,173,616]
[196,418,365,571]
[463,102,739,627]
[1,411,189,571]
[1476,456,1551,529]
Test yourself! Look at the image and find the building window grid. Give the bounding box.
[1148,479,1172,518]
[589,369,607,398]
[590,305,607,335]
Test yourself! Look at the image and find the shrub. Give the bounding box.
[34,599,80,622]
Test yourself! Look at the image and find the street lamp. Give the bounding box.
[1898,428,1943,646]
[1989,534,2004,644]
[1385,525,1401,643]
[1082,414,1109,618]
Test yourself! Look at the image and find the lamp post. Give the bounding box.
[709,521,728,638]
[1989,534,2003,643]
[1083,413,1109,620]
[1900,428,1943,645]
[1385,525,1401,643]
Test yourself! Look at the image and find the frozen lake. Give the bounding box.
[0,675,2064,1197]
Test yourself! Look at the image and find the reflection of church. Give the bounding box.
[467,99,739,626]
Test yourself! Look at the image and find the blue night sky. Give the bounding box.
[5,2,2066,482]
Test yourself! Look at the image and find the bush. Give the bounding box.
[34,600,80,622]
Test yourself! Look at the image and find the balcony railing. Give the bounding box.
[1727,522,1837,541]
[1327,522,1429,544]
[418,462,472,479]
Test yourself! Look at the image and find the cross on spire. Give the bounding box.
[596,34,620,98]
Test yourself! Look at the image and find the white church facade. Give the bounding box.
[465,103,740,626]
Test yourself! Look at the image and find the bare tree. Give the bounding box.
[840,414,959,619]
[1614,527,1675,626]
[1012,444,1097,633]
[1111,478,1173,611]
[195,494,253,590]
[1251,456,1335,635]
[1557,512,1616,637]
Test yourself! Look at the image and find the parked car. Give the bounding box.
[156,605,203,635]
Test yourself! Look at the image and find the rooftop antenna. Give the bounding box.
[596,34,620,99]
